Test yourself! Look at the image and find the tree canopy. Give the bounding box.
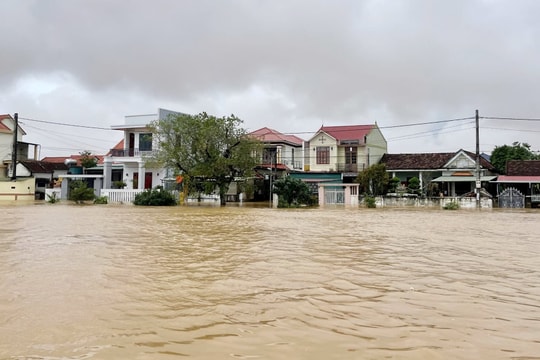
[355,163,389,195]
[273,176,314,208]
[79,150,98,169]
[490,142,539,174]
[149,112,261,205]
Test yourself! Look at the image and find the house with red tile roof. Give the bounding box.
[381,149,497,197]
[305,124,387,180]
[249,127,304,171]
[248,127,305,201]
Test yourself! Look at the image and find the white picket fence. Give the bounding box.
[101,189,144,204]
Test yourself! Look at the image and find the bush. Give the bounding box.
[94,196,108,204]
[46,192,59,203]
[443,201,460,210]
[134,188,177,206]
[364,196,376,208]
[69,180,95,204]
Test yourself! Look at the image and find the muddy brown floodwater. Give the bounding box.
[0,203,539,359]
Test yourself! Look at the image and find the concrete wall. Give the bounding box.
[367,196,493,209]
[0,178,36,201]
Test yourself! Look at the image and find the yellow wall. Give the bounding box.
[0,178,36,201]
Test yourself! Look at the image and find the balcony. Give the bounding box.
[336,163,358,173]
[109,148,155,157]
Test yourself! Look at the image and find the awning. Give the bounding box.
[492,176,540,183]
[431,176,497,182]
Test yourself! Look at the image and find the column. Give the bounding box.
[103,157,112,189]
[138,161,145,190]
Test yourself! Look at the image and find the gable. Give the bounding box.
[445,151,475,169]
[311,125,374,143]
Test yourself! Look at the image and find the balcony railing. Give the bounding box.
[109,148,155,157]
[336,163,359,173]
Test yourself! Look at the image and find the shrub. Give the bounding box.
[443,201,460,210]
[46,192,59,203]
[94,196,108,204]
[69,180,95,204]
[364,196,376,208]
[134,188,177,206]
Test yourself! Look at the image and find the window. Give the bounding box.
[316,146,330,164]
[139,133,152,151]
[345,147,357,164]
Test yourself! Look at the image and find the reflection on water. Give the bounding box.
[1,203,539,359]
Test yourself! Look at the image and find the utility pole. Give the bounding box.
[475,109,481,208]
[10,113,18,181]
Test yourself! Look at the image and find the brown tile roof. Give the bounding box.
[381,152,455,169]
[506,160,540,176]
[20,160,69,173]
[249,127,303,146]
[381,150,495,171]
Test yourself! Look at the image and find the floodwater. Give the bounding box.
[1,203,539,360]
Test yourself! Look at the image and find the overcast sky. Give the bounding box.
[1,0,540,158]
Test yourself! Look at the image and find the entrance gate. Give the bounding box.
[324,187,345,204]
[499,187,525,208]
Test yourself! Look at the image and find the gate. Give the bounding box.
[324,187,345,204]
[498,187,525,208]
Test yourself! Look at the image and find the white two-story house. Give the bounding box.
[103,108,182,190]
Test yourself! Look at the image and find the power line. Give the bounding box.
[19,116,113,130]
[378,116,474,129]
[481,116,540,122]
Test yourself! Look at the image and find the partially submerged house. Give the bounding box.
[381,149,497,197]
[104,108,181,191]
[249,127,304,201]
[0,114,40,200]
[492,160,540,208]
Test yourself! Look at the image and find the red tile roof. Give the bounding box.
[319,125,374,141]
[495,175,540,183]
[0,114,13,133]
[249,127,303,146]
[42,154,106,165]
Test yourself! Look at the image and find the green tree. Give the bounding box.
[149,112,261,205]
[69,180,95,204]
[408,176,420,195]
[491,142,539,174]
[273,176,314,208]
[356,163,390,195]
[79,150,98,170]
[388,176,401,193]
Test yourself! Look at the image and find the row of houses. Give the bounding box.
[1,109,539,207]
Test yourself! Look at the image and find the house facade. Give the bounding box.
[0,114,41,200]
[103,108,181,190]
[381,149,497,196]
[249,127,304,171]
[304,124,387,180]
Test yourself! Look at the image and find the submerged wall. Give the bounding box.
[370,196,493,209]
